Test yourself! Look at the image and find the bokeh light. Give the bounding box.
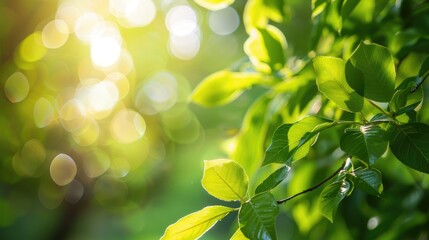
[110,109,146,144]
[4,72,29,103]
[50,153,77,186]
[42,19,69,49]
[33,97,55,128]
[208,7,239,35]
[110,0,157,27]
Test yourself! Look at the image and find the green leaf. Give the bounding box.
[202,159,249,202]
[347,168,383,196]
[311,0,328,18]
[244,0,268,33]
[387,123,429,173]
[341,0,360,20]
[263,116,335,165]
[239,192,279,240]
[190,70,263,107]
[161,205,235,240]
[244,25,286,73]
[262,0,283,22]
[418,55,429,78]
[230,228,249,240]
[193,0,234,10]
[340,125,388,165]
[313,56,363,112]
[319,180,351,223]
[346,42,396,102]
[391,77,423,115]
[255,165,290,194]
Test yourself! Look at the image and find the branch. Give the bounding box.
[276,161,346,205]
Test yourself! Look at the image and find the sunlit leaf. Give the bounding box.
[193,0,234,10]
[319,180,351,223]
[346,42,395,102]
[340,125,388,165]
[202,159,249,202]
[387,123,429,173]
[313,56,363,112]
[262,0,283,22]
[190,70,263,107]
[311,0,328,18]
[263,116,335,165]
[161,205,235,240]
[244,25,286,73]
[243,0,268,32]
[347,168,383,196]
[239,192,279,240]
[255,165,290,194]
[230,228,249,240]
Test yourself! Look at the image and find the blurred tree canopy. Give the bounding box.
[1,0,429,240]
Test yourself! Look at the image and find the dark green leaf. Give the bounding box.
[370,113,390,123]
[263,116,335,166]
[313,56,363,112]
[255,165,290,194]
[244,25,286,73]
[347,168,383,196]
[346,42,396,102]
[341,0,360,20]
[418,55,429,77]
[319,180,351,222]
[391,77,423,115]
[340,125,388,165]
[387,123,429,173]
[239,192,279,240]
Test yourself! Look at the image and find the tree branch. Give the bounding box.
[276,161,346,205]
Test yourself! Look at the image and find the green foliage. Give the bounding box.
[201,159,249,202]
[165,0,429,239]
[238,192,279,240]
[161,205,235,240]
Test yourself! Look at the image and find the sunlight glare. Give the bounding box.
[91,36,122,68]
[166,5,197,36]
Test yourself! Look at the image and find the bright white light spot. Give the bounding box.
[208,7,239,35]
[168,32,200,60]
[42,19,69,48]
[50,154,77,186]
[59,99,87,132]
[110,109,146,144]
[91,37,121,68]
[367,216,380,230]
[110,0,157,27]
[166,5,197,36]
[74,12,103,43]
[76,80,119,116]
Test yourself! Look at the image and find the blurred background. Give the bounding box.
[2,0,429,240]
[0,0,255,239]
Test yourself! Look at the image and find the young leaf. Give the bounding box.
[193,0,234,11]
[255,165,290,194]
[319,180,351,223]
[262,0,284,22]
[190,70,263,107]
[230,228,249,240]
[263,116,335,166]
[393,77,423,115]
[239,192,279,240]
[202,159,249,202]
[387,123,429,173]
[345,42,395,102]
[313,56,363,112]
[161,205,235,240]
[347,168,383,196]
[244,25,286,73]
[243,0,268,33]
[340,125,388,165]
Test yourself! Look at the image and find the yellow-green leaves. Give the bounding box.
[190,70,263,107]
[346,42,396,102]
[202,159,249,202]
[193,0,234,10]
[313,56,363,112]
[161,205,235,240]
[230,228,249,240]
[244,25,286,73]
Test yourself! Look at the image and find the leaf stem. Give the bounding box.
[367,100,395,120]
[276,161,346,204]
[412,71,429,93]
